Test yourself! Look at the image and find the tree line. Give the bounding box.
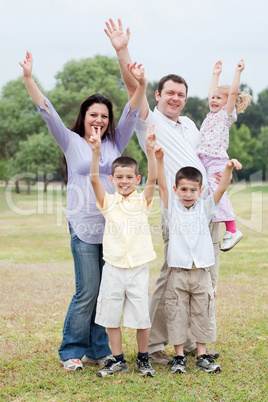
[0,55,267,193]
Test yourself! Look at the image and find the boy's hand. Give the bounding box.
[228,159,242,170]
[19,51,33,79]
[236,59,245,73]
[127,62,147,86]
[145,125,156,151]
[213,60,222,75]
[154,146,164,159]
[104,18,130,52]
[88,127,101,152]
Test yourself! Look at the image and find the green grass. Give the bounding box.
[0,183,267,401]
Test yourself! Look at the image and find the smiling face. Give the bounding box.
[110,166,141,198]
[173,178,203,209]
[155,80,187,121]
[209,88,228,113]
[84,103,109,138]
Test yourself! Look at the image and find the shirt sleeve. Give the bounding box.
[114,102,140,153]
[204,193,218,222]
[35,97,71,153]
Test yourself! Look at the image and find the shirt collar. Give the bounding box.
[114,189,139,204]
[154,106,189,130]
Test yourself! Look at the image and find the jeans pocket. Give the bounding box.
[165,289,178,321]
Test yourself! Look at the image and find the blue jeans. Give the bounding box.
[58,226,111,361]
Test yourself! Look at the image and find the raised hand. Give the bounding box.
[212,60,222,75]
[228,159,242,170]
[88,126,101,153]
[19,51,33,79]
[104,18,130,52]
[127,62,147,86]
[145,125,156,151]
[236,59,245,73]
[154,146,164,160]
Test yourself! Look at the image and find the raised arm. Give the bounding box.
[208,60,222,101]
[19,51,50,114]
[213,159,242,206]
[226,59,245,114]
[88,127,105,207]
[155,146,168,209]
[144,126,157,206]
[105,18,149,120]
[127,62,147,111]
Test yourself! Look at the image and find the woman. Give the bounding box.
[20,51,146,371]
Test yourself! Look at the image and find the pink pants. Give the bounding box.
[199,155,235,223]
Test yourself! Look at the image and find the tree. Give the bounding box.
[228,124,256,180]
[49,55,128,127]
[183,97,208,129]
[257,88,268,116]
[8,132,62,193]
[254,126,268,179]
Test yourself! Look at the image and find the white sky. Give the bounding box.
[1,0,268,100]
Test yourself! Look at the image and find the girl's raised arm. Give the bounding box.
[208,60,222,101]
[226,59,245,115]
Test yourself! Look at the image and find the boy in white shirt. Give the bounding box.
[89,123,157,377]
[155,146,241,373]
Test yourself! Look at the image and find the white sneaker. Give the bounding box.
[60,358,83,371]
[82,355,113,366]
[220,229,243,252]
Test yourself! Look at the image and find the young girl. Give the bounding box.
[197,60,252,252]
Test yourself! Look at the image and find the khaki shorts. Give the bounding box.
[95,262,151,329]
[165,267,216,345]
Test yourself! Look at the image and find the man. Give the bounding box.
[105,18,220,364]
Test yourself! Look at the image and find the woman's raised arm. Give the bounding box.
[19,51,50,114]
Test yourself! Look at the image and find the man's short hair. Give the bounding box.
[175,166,202,188]
[111,156,139,176]
[158,74,188,96]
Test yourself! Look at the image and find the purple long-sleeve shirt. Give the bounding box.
[37,97,140,244]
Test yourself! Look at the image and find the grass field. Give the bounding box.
[0,182,267,401]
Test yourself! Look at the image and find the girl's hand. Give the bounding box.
[154,146,164,159]
[145,125,156,151]
[213,60,222,75]
[127,62,147,86]
[88,127,101,152]
[228,159,242,170]
[104,18,130,52]
[19,51,33,79]
[236,59,245,73]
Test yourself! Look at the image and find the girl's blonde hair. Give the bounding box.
[218,85,252,114]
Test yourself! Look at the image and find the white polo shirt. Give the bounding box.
[135,107,208,192]
[164,193,217,269]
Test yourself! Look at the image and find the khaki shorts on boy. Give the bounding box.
[95,262,151,329]
[165,266,216,345]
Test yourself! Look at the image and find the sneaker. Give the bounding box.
[184,348,220,360]
[82,355,113,366]
[220,229,243,252]
[136,356,155,377]
[60,358,83,371]
[97,358,128,377]
[196,354,221,373]
[169,355,187,374]
[148,350,172,365]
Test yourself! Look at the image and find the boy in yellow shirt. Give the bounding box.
[89,63,157,376]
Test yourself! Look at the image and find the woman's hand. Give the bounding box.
[104,18,130,52]
[19,51,33,79]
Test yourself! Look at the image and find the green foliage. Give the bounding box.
[7,132,62,191]
[50,55,128,127]
[183,97,208,129]
[254,126,268,178]
[257,87,268,116]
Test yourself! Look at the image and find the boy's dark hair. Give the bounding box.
[157,74,188,96]
[175,166,203,187]
[111,156,139,176]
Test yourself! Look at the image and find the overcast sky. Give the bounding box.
[1,0,267,100]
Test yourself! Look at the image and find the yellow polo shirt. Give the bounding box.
[97,190,156,268]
